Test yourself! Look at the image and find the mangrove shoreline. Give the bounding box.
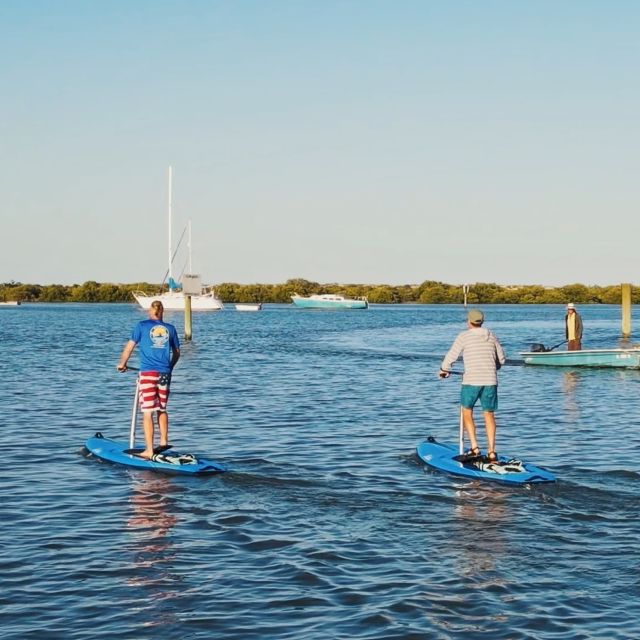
[1,278,638,305]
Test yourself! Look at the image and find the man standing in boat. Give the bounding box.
[439,309,506,463]
[565,303,583,351]
[117,300,180,459]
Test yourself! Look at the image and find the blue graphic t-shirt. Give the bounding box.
[131,319,180,373]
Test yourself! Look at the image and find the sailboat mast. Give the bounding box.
[188,218,193,274]
[167,165,173,290]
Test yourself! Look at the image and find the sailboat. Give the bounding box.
[133,167,224,311]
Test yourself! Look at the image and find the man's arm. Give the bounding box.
[440,334,463,374]
[117,340,136,371]
[170,347,180,370]
[495,338,506,367]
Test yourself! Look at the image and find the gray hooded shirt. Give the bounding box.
[441,327,506,386]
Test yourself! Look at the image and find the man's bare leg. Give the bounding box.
[462,407,480,452]
[140,411,156,458]
[484,411,497,456]
[158,411,169,448]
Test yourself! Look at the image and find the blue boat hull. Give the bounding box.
[521,348,640,368]
[85,434,227,475]
[416,437,556,484]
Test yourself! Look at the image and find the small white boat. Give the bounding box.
[133,167,223,312]
[235,303,262,312]
[0,301,20,306]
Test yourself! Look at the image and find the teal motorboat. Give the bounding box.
[291,293,369,310]
[521,348,640,368]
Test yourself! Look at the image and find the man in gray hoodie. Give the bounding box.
[439,309,506,463]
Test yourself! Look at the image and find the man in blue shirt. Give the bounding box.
[117,300,180,459]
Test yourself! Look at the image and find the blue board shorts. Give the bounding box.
[460,385,498,412]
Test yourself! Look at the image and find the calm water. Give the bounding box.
[2,303,639,640]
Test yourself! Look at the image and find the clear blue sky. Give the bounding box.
[1,1,638,286]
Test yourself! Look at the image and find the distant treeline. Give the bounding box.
[1,279,638,305]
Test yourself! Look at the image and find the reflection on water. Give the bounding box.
[452,486,509,578]
[126,473,182,627]
[562,371,580,421]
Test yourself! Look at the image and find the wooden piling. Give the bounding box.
[621,283,632,337]
[184,295,193,341]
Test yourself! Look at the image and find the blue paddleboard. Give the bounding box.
[416,436,555,484]
[85,432,227,475]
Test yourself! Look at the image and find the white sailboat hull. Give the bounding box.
[134,290,223,311]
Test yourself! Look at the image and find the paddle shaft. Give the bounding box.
[441,371,464,453]
[129,378,139,449]
[459,407,464,455]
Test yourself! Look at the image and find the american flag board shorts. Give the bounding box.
[138,372,171,412]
